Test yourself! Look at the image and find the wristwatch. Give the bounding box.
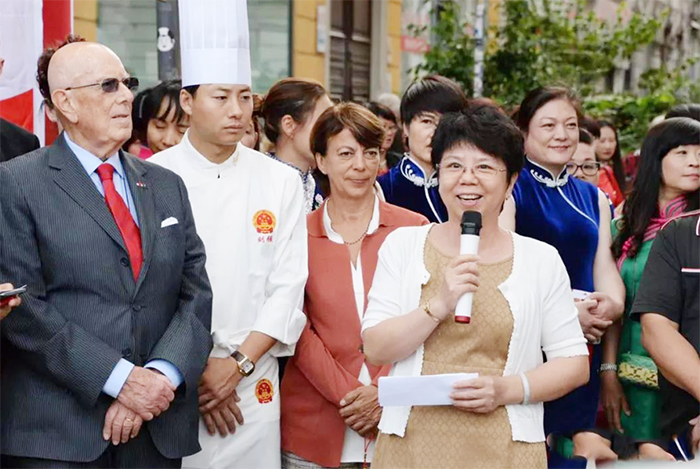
[231,350,255,377]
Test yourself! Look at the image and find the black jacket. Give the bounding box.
[0,118,40,162]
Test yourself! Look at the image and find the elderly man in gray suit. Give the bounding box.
[0,39,213,468]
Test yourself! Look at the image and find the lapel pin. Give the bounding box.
[136,181,147,188]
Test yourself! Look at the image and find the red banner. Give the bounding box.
[43,0,72,145]
[0,89,33,130]
[0,0,72,146]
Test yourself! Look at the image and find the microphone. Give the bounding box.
[455,211,481,324]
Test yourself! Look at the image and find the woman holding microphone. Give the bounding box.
[361,105,589,468]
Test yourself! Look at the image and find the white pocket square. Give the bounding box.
[161,217,179,228]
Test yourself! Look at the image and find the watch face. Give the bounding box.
[241,360,254,374]
[233,351,255,375]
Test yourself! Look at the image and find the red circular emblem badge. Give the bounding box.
[253,210,276,234]
[255,378,274,404]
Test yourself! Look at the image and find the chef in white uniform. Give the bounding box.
[150,1,307,467]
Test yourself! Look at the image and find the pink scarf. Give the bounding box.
[617,195,688,269]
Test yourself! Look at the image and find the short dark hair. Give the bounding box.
[311,102,385,196]
[666,103,700,122]
[131,80,186,143]
[37,34,86,109]
[514,86,582,133]
[261,78,328,144]
[431,106,525,180]
[465,98,509,117]
[579,116,601,139]
[579,128,594,146]
[311,102,384,157]
[363,101,396,124]
[182,85,199,97]
[400,75,468,126]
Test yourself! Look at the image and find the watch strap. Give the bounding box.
[231,350,254,376]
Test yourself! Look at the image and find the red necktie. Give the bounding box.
[97,164,143,280]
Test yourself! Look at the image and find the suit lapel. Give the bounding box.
[49,136,127,252]
[122,154,156,290]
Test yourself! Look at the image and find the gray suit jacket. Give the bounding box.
[0,134,213,461]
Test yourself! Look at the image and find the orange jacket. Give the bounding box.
[598,165,624,207]
[280,200,427,467]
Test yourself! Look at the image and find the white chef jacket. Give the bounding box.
[150,132,308,468]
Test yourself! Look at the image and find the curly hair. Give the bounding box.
[36,34,86,109]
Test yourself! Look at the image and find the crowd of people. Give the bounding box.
[0,5,699,468]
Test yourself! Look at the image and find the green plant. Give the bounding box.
[483,0,660,107]
[584,92,675,154]
[638,57,700,103]
[584,57,700,153]
[408,0,698,151]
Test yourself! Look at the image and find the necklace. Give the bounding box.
[344,220,371,245]
[328,198,373,245]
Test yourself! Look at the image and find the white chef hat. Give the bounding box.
[178,0,251,87]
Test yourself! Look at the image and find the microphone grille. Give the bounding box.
[461,211,482,227]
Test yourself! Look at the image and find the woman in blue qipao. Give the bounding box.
[378,75,468,223]
[500,87,626,468]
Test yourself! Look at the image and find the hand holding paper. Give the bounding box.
[450,375,507,413]
[378,373,479,407]
[572,289,591,301]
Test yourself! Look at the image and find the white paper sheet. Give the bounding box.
[378,373,479,407]
[572,289,592,300]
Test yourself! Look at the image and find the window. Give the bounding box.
[329,0,372,102]
[98,0,159,88]
[605,68,615,92]
[97,0,291,93]
[624,67,632,92]
[249,0,292,94]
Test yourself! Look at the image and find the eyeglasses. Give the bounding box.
[565,161,600,177]
[437,162,507,179]
[64,77,139,93]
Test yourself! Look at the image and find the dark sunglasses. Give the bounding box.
[65,77,139,93]
[565,161,601,177]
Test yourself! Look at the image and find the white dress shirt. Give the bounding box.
[323,196,380,463]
